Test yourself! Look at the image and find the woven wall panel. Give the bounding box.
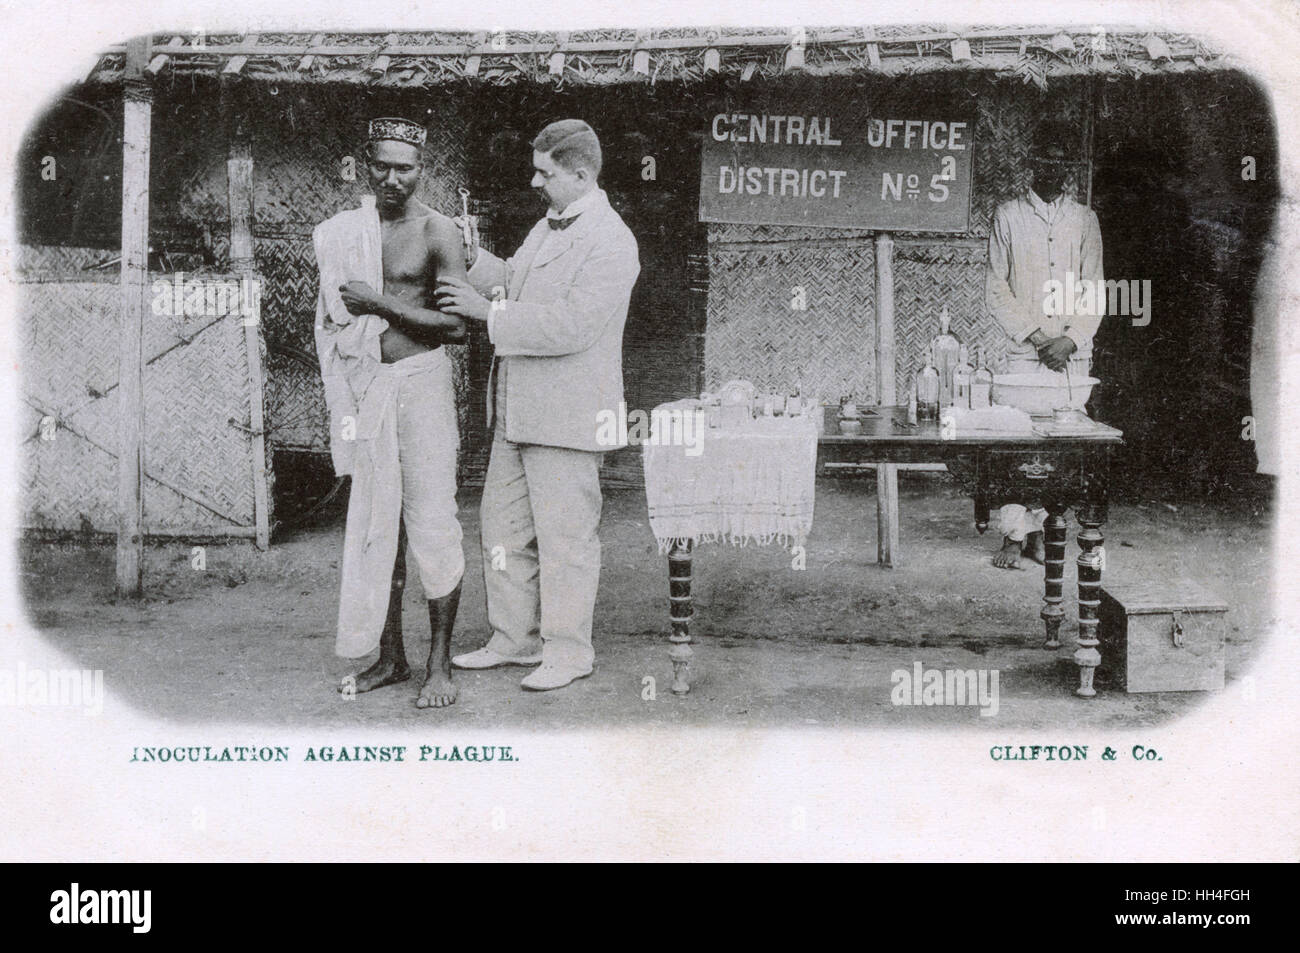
[250,236,318,352]
[708,223,877,245]
[165,94,470,229]
[263,345,331,454]
[705,240,876,404]
[15,244,117,275]
[19,279,260,535]
[892,241,1007,402]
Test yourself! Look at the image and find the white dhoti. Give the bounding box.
[336,347,464,658]
[998,503,1046,542]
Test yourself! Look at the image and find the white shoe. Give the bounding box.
[451,647,543,670]
[520,664,592,691]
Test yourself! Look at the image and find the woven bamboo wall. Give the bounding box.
[19,276,265,537]
[705,237,877,402]
[705,75,1092,405]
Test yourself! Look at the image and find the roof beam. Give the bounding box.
[145,35,184,75]
[297,33,324,70]
[89,28,1215,79]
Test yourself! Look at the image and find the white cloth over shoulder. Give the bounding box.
[312,194,389,476]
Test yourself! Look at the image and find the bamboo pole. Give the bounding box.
[224,85,271,549]
[874,231,899,568]
[116,36,151,598]
[874,232,896,406]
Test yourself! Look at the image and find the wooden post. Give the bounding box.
[225,84,271,549]
[874,232,896,405]
[876,464,900,567]
[116,36,151,598]
[874,231,900,568]
[1083,78,1097,210]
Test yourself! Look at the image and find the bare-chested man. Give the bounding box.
[312,117,468,708]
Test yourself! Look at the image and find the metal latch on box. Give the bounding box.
[1171,609,1185,648]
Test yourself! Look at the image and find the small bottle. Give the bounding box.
[953,343,974,410]
[931,306,961,408]
[907,373,918,425]
[917,343,941,422]
[785,383,802,417]
[971,345,994,409]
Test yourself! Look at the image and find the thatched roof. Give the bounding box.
[84,26,1228,90]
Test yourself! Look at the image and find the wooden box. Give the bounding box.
[1098,582,1228,693]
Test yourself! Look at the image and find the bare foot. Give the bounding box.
[339,657,411,695]
[992,536,1024,569]
[1023,531,1045,565]
[416,667,458,708]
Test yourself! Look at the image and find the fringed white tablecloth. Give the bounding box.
[642,403,818,553]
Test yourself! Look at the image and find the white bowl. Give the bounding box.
[991,372,1097,417]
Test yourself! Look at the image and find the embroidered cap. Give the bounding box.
[368,117,427,148]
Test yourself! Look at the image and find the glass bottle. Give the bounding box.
[971,345,994,409]
[907,372,918,425]
[931,306,961,408]
[953,343,974,410]
[917,343,941,422]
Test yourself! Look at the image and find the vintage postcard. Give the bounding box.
[1,0,1297,866]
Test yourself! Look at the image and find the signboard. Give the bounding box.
[699,105,974,232]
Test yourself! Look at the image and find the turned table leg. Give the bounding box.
[1041,501,1069,649]
[667,539,694,695]
[974,491,990,536]
[1074,507,1106,697]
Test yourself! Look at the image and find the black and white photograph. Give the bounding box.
[1,0,1297,871]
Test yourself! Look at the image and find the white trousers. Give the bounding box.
[480,426,605,671]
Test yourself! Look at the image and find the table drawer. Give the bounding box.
[980,450,1085,493]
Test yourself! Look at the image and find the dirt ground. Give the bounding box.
[16,473,1274,730]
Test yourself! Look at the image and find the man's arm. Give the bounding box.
[1063,209,1104,351]
[473,234,639,357]
[341,217,469,345]
[986,206,1040,345]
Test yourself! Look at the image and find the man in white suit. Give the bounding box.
[437,119,640,691]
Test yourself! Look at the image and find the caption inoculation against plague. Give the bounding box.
[128,745,518,763]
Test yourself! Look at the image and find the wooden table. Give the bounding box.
[817,405,1122,696]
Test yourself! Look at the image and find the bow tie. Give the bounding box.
[547,215,579,231]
